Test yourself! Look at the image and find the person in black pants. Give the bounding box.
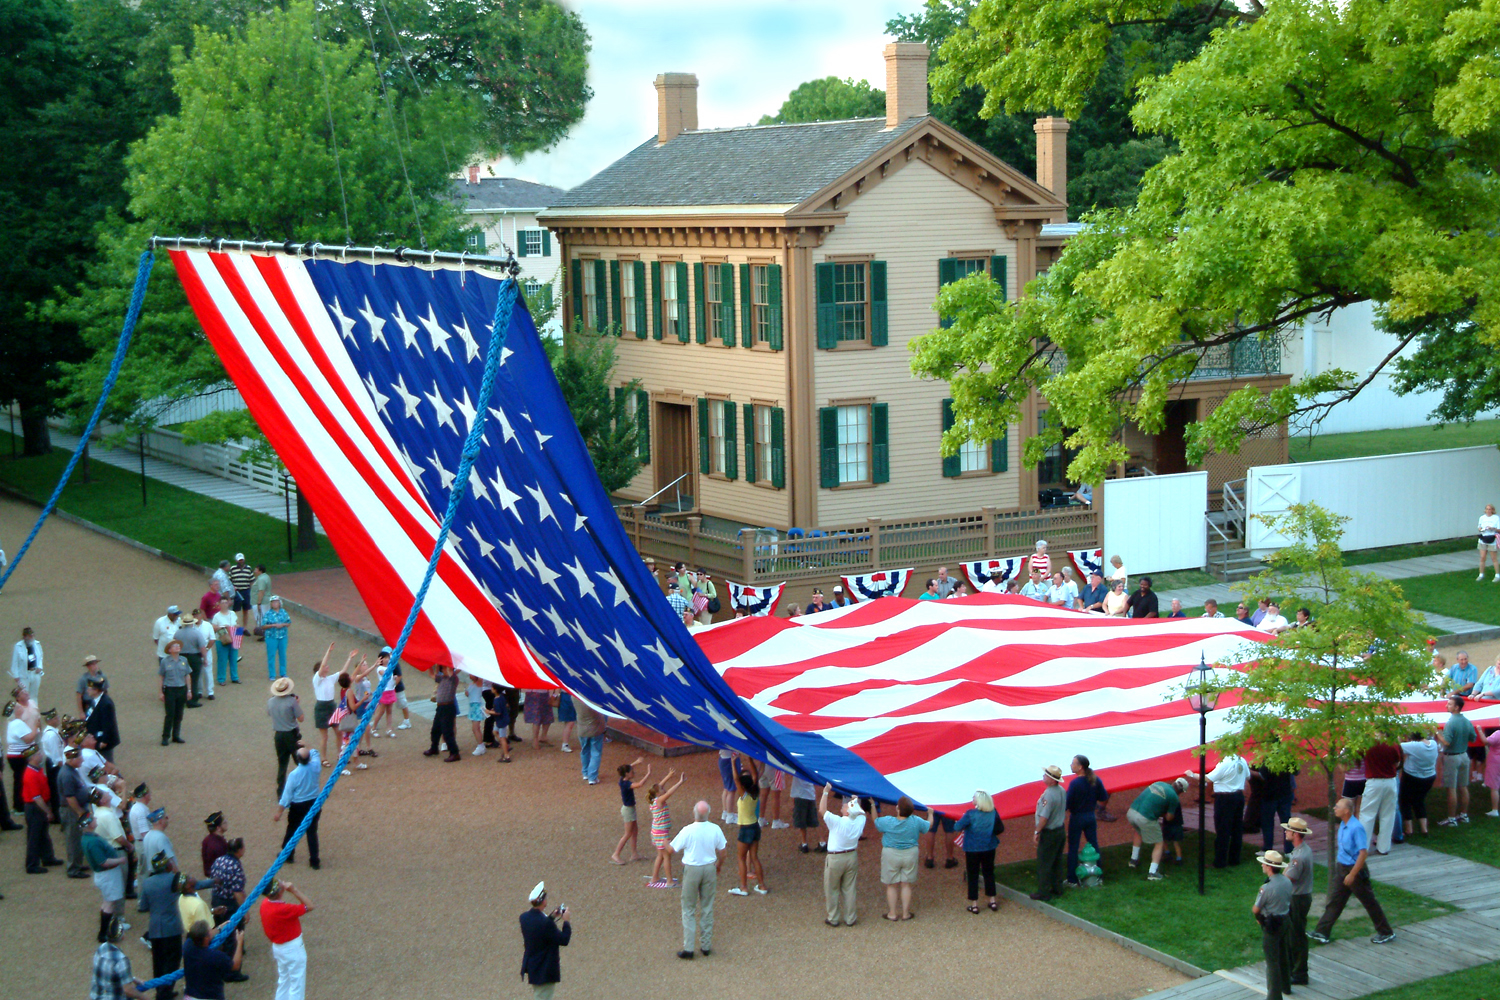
[954,791,1002,912]
[501,685,522,743]
[274,745,322,869]
[159,641,192,746]
[1065,755,1106,885]
[21,747,61,872]
[1188,751,1249,867]
[1260,765,1297,854]
[423,664,460,762]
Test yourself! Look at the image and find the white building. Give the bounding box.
[452,167,565,333]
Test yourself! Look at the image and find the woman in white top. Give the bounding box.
[1398,731,1439,836]
[1479,504,1500,581]
[1103,580,1129,617]
[1107,555,1127,591]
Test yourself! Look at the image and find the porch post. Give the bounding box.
[867,517,881,571]
[687,515,701,568]
[982,505,997,559]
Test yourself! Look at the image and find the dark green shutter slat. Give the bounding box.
[636,389,651,464]
[720,263,735,346]
[872,402,890,484]
[693,262,707,344]
[697,397,710,474]
[991,432,1008,473]
[815,262,836,349]
[767,264,783,351]
[676,262,690,343]
[770,407,786,488]
[743,403,756,483]
[541,230,551,256]
[594,260,609,331]
[571,258,583,330]
[610,260,622,336]
[819,406,839,488]
[513,230,524,256]
[991,255,1008,300]
[941,398,960,478]
[739,264,753,347]
[938,258,958,329]
[651,261,663,340]
[723,400,737,480]
[633,261,647,339]
[870,260,888,347]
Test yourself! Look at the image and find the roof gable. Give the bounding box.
[453,177,566,211]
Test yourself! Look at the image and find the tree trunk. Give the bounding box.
[295,488,318,553]
[18,406,51,456]
[1325,770,1339,895]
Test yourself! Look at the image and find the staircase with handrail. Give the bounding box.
[1205,478,1264,581]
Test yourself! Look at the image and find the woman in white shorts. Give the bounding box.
[1479,504,1499,581]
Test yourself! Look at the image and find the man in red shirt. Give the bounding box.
[259,879,313,1000]
[1360,741,1401,855]
[22,745,61,873]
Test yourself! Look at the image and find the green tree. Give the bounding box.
[544,324,641,494]
[1194,504,1435,885]
[912,0,1498,483]
[758,77,886,125]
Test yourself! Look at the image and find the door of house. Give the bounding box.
[655,402,695,511]
[1155,400,1198,476]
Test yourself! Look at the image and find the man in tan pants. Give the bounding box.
[670,801,726,959]
[820,783,866,927]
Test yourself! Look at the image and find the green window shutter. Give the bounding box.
[594,259,609,331]
[770,407,786,488]
[571,258,583,330]
[870,260,888,347]
[941,398,961,478]
[697,397,710,474]
[476,230,487,252]
[720,263,736,346]
[767,264,783,351]
[542,230,551,256]
[633,261,647,339]
[872,403,890,484]
[609,259,622,336]
[723,399,738,480]
[513,230,524,256]
[650,261,663,340]
[739,264,753,348]
[676,261,690,343]
[742,403,757,483]
[819,406,839,488]
[991,255,1008,300]
[815,262,837,349]
[991,431,1008,473]
[612,386,623,430]
[693,262,707,344]
[938,258,958,329]
[636,389,651,464]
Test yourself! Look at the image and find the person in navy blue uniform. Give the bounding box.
[519,881,571,998]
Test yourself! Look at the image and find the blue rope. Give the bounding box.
[0,251,155,595]
[136,276,519,991]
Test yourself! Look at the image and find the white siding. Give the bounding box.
[814,159,1021,524]
[468,209,564,333]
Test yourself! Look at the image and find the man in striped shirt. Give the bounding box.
[228,554,256,630]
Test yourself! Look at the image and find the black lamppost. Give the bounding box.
[1188,652,1220,896]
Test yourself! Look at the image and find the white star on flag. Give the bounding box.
[392,374,423,424]
[392,302,421,353]
[330,297,357,341]
[358,297,387,348]
[425,383,456,433]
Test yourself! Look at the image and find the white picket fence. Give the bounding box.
[135,427,288,496]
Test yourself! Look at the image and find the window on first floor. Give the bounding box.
[1035,410,1076,490]
[709,399,726,475]
[820,402,888,487]
[754,405,772,481]
[837,405,869,483]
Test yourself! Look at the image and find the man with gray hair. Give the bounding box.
[820,782,867,926]
[669,800,726,959]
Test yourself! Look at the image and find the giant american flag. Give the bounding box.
[171,249,1498,816]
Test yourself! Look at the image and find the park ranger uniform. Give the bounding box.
[1284,840,1314,985]
[1254,860,1293,1000]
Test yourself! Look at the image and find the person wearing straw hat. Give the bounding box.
[1281,817,1314,986]
[519,881,571,996]
[266,677,304,797]
[1252,849,1293,1000]
[1031,764,1068,900]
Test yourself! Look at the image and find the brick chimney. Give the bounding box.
[467,164,480,185]
[655,73,699,144]
[1034,117,1070,221]
[883,42,930,128]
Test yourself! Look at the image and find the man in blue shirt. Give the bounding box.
[1079,572,1109,613]
[1448,650,1478,696]
[273,744,322,869]
[1309,797,1395,944]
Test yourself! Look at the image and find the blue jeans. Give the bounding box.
[1067,813,1099,883]
[266,637,287,679]
[216,639,239,684]
[579,735,604,782]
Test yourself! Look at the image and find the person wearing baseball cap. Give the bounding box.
[1031,765,1068,900]
[1281,817,1314,985]
[520,881,571,996]
[228,552,255,632]
[1253,849,1293,1000]
[267,676,304,796]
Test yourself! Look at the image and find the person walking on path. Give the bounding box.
[872,796,932,921]
[262,597,291,679]
[820,782,866,927]
[1434,695,1477,826]
[1252,850,1293,1000]
[1309,797,1396,945]
[575,698,605,784]
[1479,504,1500,580]
[1032,765,1067,900]
[1282,818,1314,986]
[519,881,572,994]
[273,744,322,869]
[259,878,314,1000]
[10,626,44,703]
[267,678,304,796]
[670,801,726,958]
[1065,755,1107,886]
[1187,750,1250,867]
[159,640,192,746]
[423,663,461,762]
[1127,777,1188,880]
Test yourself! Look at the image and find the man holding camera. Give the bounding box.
[519,881,571,998]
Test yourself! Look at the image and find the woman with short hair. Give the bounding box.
[954,790,1003,913]
[1103,580,1129,617]
[873,796,933,920]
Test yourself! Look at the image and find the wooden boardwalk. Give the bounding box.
[1139,835,1500,999]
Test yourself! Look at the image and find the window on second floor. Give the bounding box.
[816,260,887,348]
[521,230,544,257]
[621,265,637,337]
[834,263,867,343]
[662,265,680,338]
[705,265,725,342]
[582,264,598,331]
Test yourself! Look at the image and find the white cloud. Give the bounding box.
[502,0,915,191]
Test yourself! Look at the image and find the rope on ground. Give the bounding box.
[136,273,520,991]
[0,250,155,595]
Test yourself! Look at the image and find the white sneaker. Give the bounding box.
[355,763,367,770]
[772,820,790,830]
[386,730,395,738]
[370,731,381,738]
[471,744,487,756]
[117,921,131,932]
[1459,813,1470,823]
[340,769,352,776]
[1485,810,1499,817]
[397,720,412,730]
[561,742,573,753]
[728,887,749,896]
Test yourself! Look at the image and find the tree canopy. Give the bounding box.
[757,77,886,125]
[911,0,1499,483]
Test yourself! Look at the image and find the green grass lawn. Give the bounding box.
[1353,960,1499,1000]
[1289,420,1500,463]
[1398,569,1500,627]
[0,433,341,574]
[1150,568,1220,590]
[995,837,1455,973]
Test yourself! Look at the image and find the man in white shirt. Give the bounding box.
[1187,752,1251,868]
[151,607,182,664]
[128,783,153,901]
[820,783,866,927]
[1259,603,1290,634]
[669,801,726,960]
[11,626,44,702]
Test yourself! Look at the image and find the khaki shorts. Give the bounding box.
[1441,755,1470,788]
[1128,808,1163,845]
[621,805,637,823]
[880,845,919,884]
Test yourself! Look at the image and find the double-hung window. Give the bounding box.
[582,264,598,331]
[621,265,637,337]
[661,266,680,339]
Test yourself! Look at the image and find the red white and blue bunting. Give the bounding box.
[840,568,914,602]
[1069,548,1105,580]
[961,557,1026,591]
[726,581,785,617]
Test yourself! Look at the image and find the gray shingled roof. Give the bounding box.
[548,117,927,209]
[452,176,566,211]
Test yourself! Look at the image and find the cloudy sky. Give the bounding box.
[501,1,915,191]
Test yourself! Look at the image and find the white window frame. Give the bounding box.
[521,229,544,256]
[621,265,637,336]
[709,400,726,475]
[582,263,597,331]
[959,438,988,473]
[755,404,772,478]
[662,266,679,337]
[752,265,770,344]
[836,404,870,485]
